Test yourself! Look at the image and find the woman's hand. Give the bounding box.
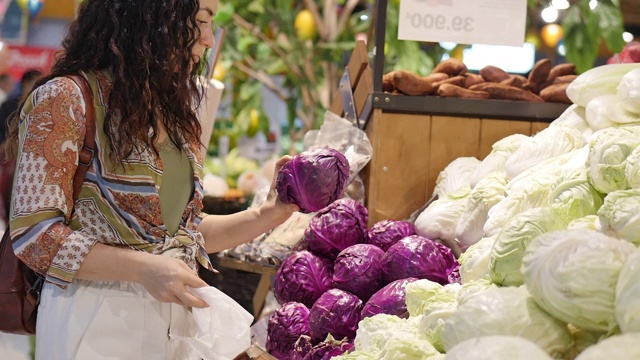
[136,254,210,308]
[259,156,300,226]
[198,156,300,253]
[77,244,210,308]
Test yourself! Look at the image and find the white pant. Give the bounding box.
[35,279,199,360]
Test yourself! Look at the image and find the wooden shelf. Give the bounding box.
[218,256,279,276]
[369,92,569,123]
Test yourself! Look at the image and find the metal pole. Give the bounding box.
[372,0,388,93]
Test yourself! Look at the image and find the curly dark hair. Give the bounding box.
[7,0,205,161]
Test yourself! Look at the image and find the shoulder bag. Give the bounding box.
[0,74,96,334]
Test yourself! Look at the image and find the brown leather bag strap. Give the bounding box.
[67,74,96,201]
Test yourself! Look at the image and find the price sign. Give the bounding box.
[398,0,527,47]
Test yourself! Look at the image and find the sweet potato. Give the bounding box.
[500,75,527,89]
[540,83,571,104]
[437,83,490,99]
[547,63,576,81]
[538,71,577,94]
[527,59,553,93]
[552,74,578,85]
[512,75,528,88]
[433,58,467,76]
[425,72,450,83]
[480,65,511,83]
[433,75,466,91]
[464,73,485,88]
[481,83,545,102]
[382,72,395,92]
[468,82,493,91]
[500,77,516,87]
[416,72,450,95]
[392,70,434,95]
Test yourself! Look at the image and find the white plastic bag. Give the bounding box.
[172,286,254,360]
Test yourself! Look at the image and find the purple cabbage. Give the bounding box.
[309,289,363,343]
[333,244,385,301]
[290,335,314,360]
[367,220,417,251]
[273,251,333,308]
[290,335,354,360]
[304,198,369,259]
[303,337,354,360]
[448,265,461,284]
[276,147,350,213]
[381,235,458,285]
[266,302,311,360]
[361,278,419,319]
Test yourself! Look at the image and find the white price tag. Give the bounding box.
[398,0,527,47]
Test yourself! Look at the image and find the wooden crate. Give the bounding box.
[361,109,555,225]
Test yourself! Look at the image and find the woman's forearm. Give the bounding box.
[75,242,151,282]
[198,157,299,254]
[75,243,210,308]
[198,207,286,253]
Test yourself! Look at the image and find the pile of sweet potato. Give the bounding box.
[382,58,575,104]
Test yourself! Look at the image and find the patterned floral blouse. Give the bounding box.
[9,71,213,288]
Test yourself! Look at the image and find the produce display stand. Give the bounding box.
[217,256,278,319]
[220,2,573,356]
[339,0,572,226]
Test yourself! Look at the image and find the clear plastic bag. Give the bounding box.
[304,111,373,184]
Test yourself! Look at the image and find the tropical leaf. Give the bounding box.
[598,0,625,53]
[562,0,624,73]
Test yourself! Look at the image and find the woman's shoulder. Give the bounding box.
[30,75,85,105]
[21,74,94,133]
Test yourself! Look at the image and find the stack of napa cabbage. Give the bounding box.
[333,63,640,359]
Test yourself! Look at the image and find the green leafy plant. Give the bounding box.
[213,0,370,154]
[561,0,624,73]
[378,0,442,75]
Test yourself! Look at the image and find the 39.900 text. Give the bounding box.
[405,13,474,33]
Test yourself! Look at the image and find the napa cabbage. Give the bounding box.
[522,229,635,332]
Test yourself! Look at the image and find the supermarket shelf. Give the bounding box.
[370,92,570,122]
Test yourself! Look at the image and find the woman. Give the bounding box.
[5,0,298,358]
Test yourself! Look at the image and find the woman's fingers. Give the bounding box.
[271,155,292,182]
[143,256,211,308]
[275,155,293,169]
[166,294,186,307]
[176,265,210,308]
[183,273,209,289]
[177,290,209,309]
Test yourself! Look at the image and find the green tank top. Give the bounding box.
[158,141,194,235]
